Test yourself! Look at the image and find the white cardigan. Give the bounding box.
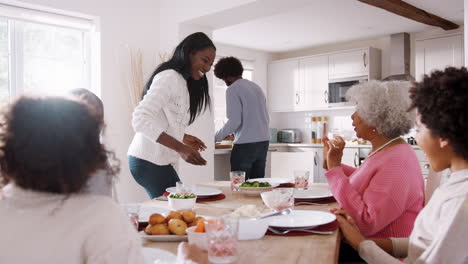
[128,70,190,167]
[0,184,145,264]
[358,169,468,263]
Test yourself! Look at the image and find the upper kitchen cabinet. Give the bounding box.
[268,59,299,112]
[269,55,328,112]
[415,34,464,82]
[328,47,381,80]
[299,55,329,109]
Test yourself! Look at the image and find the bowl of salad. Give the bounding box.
[168,193,197,210]
[235,181,279,196]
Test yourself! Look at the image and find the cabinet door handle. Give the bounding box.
[296,93,300,104]
[268,148,278,152]
[324,90,328,103]
[314,152,318,166]
[354,152,359,167]
[424,164,430,169]
[363,52,367,68]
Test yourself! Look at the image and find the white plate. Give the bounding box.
[140,231,188,242]
[268,210,336,229]
[139,206,170,222]
[294,188,333,200]
[165,186,222,197]
[247,178,292,185]
[142,247,177,264]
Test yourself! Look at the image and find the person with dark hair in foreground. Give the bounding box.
[214,56,270,180]
[0,95,206,264]
[331,67,468,263]
[128,32,216,198]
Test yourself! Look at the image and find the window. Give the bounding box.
[213,58,254,131]
[0,4,97,106]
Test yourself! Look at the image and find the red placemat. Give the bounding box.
[266,220,339,236]
[163,192,226,202]
[277,183,295,188]
[294,196,336,205]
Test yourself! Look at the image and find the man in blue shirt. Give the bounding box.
[214,57,270,180]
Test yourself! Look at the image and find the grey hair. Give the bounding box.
[346,80,415,138]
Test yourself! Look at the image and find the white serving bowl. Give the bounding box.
[238,217,269,240]
[186,226,208,251]
[167,194,197,210]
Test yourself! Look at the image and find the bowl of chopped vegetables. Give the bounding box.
[168,193,197,210]
[235,181,279,196]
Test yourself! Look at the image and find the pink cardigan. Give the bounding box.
[325,144,424,238]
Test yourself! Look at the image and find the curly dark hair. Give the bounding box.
[0,96,119,194]
[214,56,244,80]
[409,66,468,160]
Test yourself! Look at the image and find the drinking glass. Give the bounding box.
[176,181,196,194]
[230,171,245,192]
[294,170,310,190]
[261,188,294,211]
[206,216,239,264]
[121,203,140,230]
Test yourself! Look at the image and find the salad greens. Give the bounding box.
[240,181,271,188]
[169,193,196,199]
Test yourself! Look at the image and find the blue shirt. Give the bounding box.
[215,79,270,144]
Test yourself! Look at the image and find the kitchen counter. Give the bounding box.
[215,142,420,154]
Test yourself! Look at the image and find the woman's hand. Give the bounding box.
[183,134,207,152]
[325,136,345,169]
[177,144,207,166]
[176,242,209,264]
[329,208,366,250]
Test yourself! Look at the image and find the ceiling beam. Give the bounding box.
[357,0,459,30]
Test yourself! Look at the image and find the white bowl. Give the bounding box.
[167,195,197,210]
[186,226,208,251]
[238,217,269,240]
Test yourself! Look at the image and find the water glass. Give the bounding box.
[121,203,140,230]
[176,181,196,194]
[206,216,239,264]
[294,170,310,190]
[261,188,295,211]
[230,171,245,192]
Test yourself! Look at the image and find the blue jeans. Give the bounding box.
[128,156,180,199]
[230,141,269,180]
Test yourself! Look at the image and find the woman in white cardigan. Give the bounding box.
[331,66,468,263]
[128,32,216,198]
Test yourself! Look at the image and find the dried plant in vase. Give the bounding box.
[125,47,144,110]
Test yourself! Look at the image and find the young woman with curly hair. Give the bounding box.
[332,67,468,263]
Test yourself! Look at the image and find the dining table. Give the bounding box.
[142,181,341,264]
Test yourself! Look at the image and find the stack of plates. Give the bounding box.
[165,186,223,199]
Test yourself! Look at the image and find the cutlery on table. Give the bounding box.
[268,227,333,235]
[259,208,292,219]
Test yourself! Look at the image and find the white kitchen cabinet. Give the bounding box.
[342,148,360,168]
[328,47,381,80]
[299,55,329,109]
[415,34,464,82]
[270,151,315,180]
[268,59,299,112]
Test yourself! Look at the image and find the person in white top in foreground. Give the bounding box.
[330,66,468,263]
[0,95,205,264]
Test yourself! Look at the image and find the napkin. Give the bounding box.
[266,220,339,236]
[163,192,226,202]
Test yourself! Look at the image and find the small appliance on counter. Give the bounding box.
[277,129,302,143]
[269,128,278,143]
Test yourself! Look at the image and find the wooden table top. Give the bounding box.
[143,181,341,264]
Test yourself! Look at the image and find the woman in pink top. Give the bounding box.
[323,81,425,239]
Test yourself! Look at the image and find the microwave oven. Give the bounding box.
[328,77,368,106]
